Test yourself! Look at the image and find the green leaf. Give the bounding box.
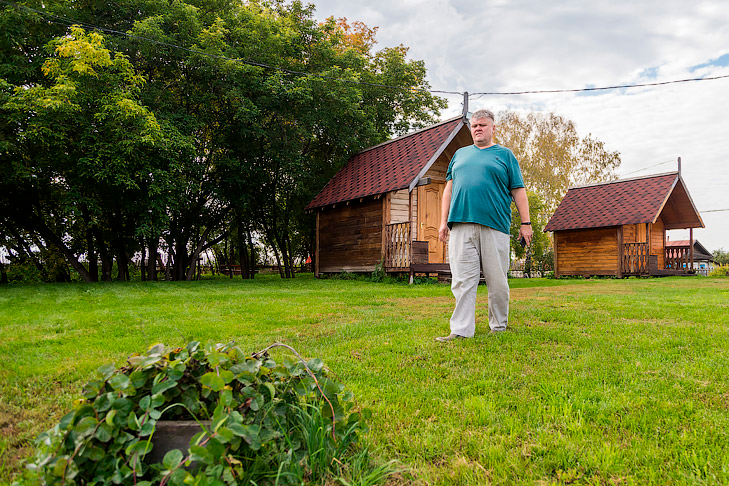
[129,370,148,388]
[219,389,233,407]
[59,411,75,430]
[163,449,184,470]
[215,426,234,443]
[206,352,227,367]
[112,397,132,412]
[95,422,114,442]
[93,392,113,412]
[126,440,153,456]
[75,416,98,436]
[127,412,140,431]
[189,445,212,465]
[219,369,234,384]
[200,372,225,392]
[139,420,156,437]
[307,358,324,373]
[139,396,151,411]
[227,423,246,436]
[262,382,276,400]
[84,445,106,461]
[148,343,166,356]
[82,380,102,399]
[168,468,189,486]
[249,394,264,411]
[151,393,165,408]
[105,409,117,426]
[152,379,178,395]
[97,363,116,380]
[52,457,69,478]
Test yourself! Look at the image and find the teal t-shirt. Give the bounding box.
[445,144,525,235]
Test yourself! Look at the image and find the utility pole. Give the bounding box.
[462,91,469,123]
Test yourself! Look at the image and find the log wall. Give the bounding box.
[650,217,665,269]
[317,197,383,274]
[390,189,410,224]
[554,227,620,276]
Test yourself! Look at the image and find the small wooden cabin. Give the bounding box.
[666,239,715,276]
[544,172,705,277]
[305,116,473,276]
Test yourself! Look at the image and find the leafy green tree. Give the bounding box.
[2,26,189,282]
[510,192,551,275]
[713,248,729,265]
[2,0,445,281]
[496,111,621,212]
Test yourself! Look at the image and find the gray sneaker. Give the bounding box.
[435,334,465,342]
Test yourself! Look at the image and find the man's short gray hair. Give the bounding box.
[471,109,495,122]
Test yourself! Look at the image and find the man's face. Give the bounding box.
[470,117,494,147]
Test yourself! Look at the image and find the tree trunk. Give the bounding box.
[140,244,147,281]
[186,226,212,281]
[147,238,159,281]
[94,231,113,282]
[33,219,95,282]
[237,216,253,279]
[86,228,98,282]
[247,226,256,279]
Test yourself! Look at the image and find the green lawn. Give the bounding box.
[2,275,729,485]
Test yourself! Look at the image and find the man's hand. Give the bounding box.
[518,224,534,247]
[439,223,449,242]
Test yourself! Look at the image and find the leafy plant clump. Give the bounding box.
[709,264,729,277]
[15,342,397,486]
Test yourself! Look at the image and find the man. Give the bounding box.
[436,109,532,342]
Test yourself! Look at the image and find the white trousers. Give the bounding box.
[448,223,511,336]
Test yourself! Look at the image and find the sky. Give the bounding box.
[311,0,729,253]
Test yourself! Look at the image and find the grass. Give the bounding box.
[1,275,729,485]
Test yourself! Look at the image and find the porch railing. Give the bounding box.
[665,245,691,271]
[384,222,411,268]
[622,242,649,275]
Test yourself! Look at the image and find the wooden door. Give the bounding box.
[417,183,446,263]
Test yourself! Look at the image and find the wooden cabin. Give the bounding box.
[544,172,705,277]
[666,239,715,276]
[305,116,473,276]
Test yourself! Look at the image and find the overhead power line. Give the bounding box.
[4,0,729,98]
[469,74,729,96]
[620,160,676,177]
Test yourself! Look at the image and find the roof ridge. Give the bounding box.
[568,171,678,190]
[352,116,463,156]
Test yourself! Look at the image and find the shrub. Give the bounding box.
[14,342,397,486]
[709,264,729,277]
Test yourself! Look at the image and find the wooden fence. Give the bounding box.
[384,222,411,268]
[622,242,649,275]
[665,245,692,271]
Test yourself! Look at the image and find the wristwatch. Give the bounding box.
[521,222,531,225]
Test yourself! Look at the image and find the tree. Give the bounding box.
[496,111,621,212]
[1,1,446,281]
[713,248,729,265]
[1,27,189,282]
[510,192,551,275]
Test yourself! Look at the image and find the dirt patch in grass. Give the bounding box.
[0,401,55,483]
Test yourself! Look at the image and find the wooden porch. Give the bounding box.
[384,222,451,281]
[621,242,696,276]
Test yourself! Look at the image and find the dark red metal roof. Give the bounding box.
[544,172,679,232]
[667,240,712,258]
[306,117,464,210]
